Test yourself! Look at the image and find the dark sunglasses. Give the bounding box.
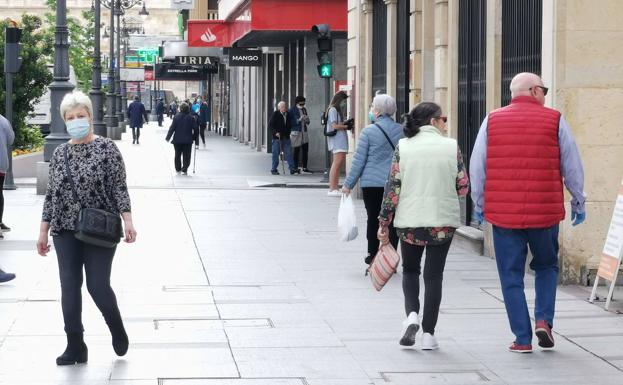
[435,116,448,123]
[530,85,549,96]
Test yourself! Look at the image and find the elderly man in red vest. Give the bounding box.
[470,72,586,353]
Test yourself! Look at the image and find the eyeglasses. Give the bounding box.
[529,85,549,96]
[435,116,448,123]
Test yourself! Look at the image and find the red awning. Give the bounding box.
[188,0,347,48]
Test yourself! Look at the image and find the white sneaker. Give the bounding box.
[327,190,342,197]
[399,312,420,346]
[421,332,439,350]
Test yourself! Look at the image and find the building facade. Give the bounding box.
[347,0,623,284]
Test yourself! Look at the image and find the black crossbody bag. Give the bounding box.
[64,146,123,248]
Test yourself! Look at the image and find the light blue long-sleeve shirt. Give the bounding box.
[469,115,586,216]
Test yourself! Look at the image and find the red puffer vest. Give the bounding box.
[484,96,564,229]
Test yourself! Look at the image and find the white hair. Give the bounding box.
[372,94,397,117]
[60,91,93,121]
[277,101,286,109]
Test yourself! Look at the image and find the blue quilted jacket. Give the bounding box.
[344,115,402,189]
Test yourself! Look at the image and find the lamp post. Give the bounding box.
[44,0,74,161]
[120,17,145,122]
[101,0,148,139]
[89,0,107,137]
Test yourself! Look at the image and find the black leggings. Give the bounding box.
[53,231,122,333]
[0,174,4,223]
[401,239,452,334]
[131,126,141,141]
[198,123,207,145]
[362,187,398,256]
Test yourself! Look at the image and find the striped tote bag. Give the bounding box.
[368,243,400,291]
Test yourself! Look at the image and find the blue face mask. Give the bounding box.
[369,111,376,123]
[66,118,91,139]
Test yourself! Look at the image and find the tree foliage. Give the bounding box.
[44,0,95,93]
[0,15,54,149]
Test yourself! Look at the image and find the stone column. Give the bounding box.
[385,0,398,96]
[434,0,449,110]
[446,0,460,136]
[485,0,502,113]
[362,0,373,111]
[411,0,423,106]
[421,0,435,101]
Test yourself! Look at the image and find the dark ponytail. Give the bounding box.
[402,102,442,138]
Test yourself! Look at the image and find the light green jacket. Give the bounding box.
[394,125,461,229]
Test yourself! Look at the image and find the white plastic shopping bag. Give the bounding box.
[337,194,358,242]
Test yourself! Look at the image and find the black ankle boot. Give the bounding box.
[107,318,129,356]
[56,332,88,365]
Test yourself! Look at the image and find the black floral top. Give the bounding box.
[379,144,469,246]
[42,137,131,236]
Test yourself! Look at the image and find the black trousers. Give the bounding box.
[173,143,192,172]
[362,187,398,257]
[53,231,122,333]
[157,113,163,126]
[131,126,141,141]
[198,123,207,145]
[0,174,4,223]
[401,239,452,334]
[293,142,309,170]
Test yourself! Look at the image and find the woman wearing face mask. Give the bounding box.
[342,94,402,267]
[37,91,137,365]
[325,91,350,196]
[378,102,469,350]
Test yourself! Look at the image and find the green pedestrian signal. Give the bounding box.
[318,63,332,78]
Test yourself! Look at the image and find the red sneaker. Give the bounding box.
[508,342,532,353]
[535,320,555,349]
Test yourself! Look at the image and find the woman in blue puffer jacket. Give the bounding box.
[342,94,402,266]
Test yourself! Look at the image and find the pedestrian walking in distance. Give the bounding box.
[166,102,198,175]
[470,72,586,354]
[156,97,165,127]
[342,94,401,267]
[269,101,296,175]
[0,113,16,283]
[198,97,210,145]
[326,91,350,196]
[127,95,148,144]
[288,96,311,174]
[168,99,178,119]
[37,91,137,365]
[379,102,469,350]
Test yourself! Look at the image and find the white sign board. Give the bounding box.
[120,68,145,82]
[129,35,181,51]
[171,0,195,10]
[590,179,623,310]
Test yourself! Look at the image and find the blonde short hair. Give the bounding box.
[60,91,93,121]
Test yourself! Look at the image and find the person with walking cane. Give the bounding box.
[166,102,198,175]
[268,101,295,175]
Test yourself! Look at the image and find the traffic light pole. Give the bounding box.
[3,72,16,190]
[321,77,331,183]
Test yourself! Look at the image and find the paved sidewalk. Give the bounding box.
[0,119,622,385]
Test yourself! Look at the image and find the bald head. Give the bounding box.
[509,72,546,105]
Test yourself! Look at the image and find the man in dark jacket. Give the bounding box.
[269,101,296,175]
[127,96,148,144]
[165,102,198,175]
[156,98,165,127]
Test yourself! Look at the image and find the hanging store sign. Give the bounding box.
[170,0,195,10]
[144,65,154,81]
[188,20,230,48]
[120,68,145,82]
[155,62,218,81]
[227,48,262,67]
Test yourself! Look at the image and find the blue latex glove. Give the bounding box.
[474,211,484,225]
[571,211,586,226]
